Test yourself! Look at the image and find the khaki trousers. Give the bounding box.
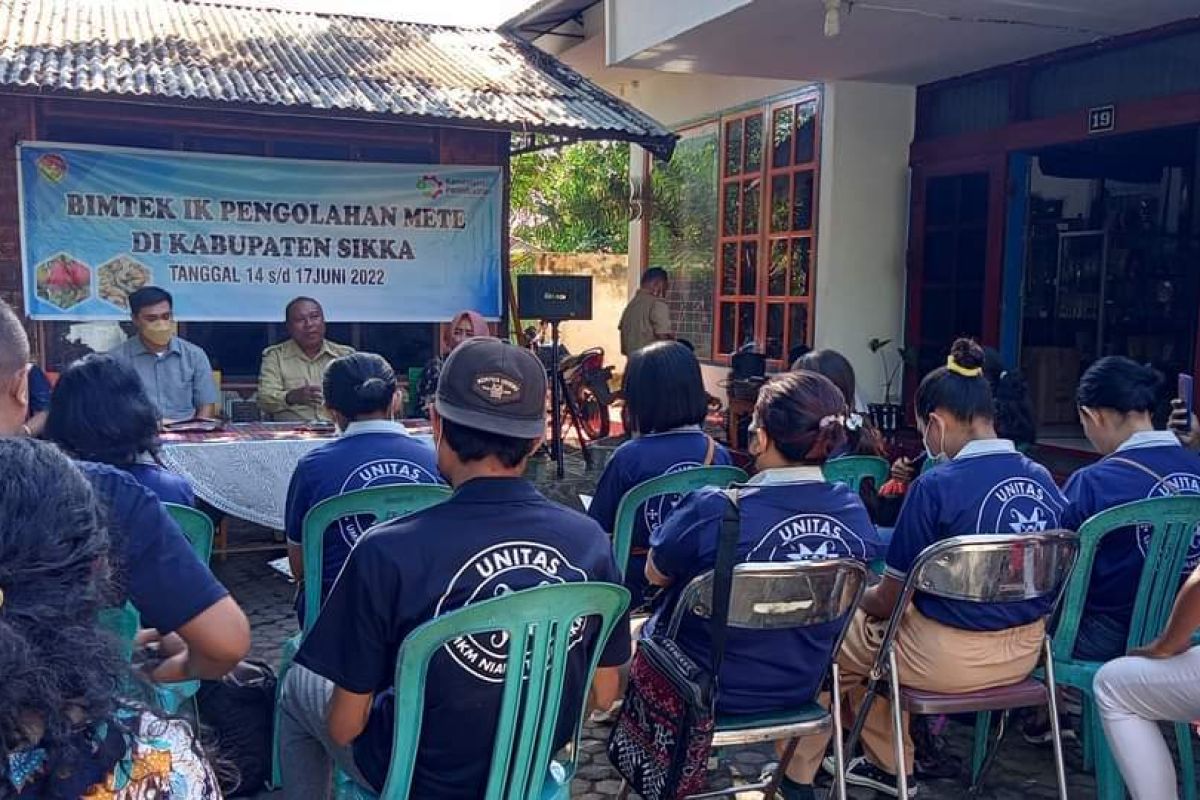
[791,606,1045,780]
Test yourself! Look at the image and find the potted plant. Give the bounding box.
[867,337,909,432]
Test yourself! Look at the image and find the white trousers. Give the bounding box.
[1095,646,1200,800]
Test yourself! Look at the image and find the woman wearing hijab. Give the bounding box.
[415,310,489,419]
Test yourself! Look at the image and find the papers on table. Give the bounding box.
[268,556,294,581]
[579,494,593,511]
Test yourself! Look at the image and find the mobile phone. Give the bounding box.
[1179,374,1194,433]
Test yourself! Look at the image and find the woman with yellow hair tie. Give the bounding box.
[791,338,1068,798]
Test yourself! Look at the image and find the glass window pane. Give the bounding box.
[792,170,814,231]
[788,304,810,356]
[795,101,817,164]
[649,122,719,361]
[744,114,763,173]
[719,302,737,354]
[738,302,757,350]
[771,174,791,232]
[739,241,758,296]
[766,304,785,360]
[956,228,988,281]
[741,179,761,235]
[772,107,794,168]
[723,183,741,236]
[721,242,738,295]
[961,173,990,224]
[924,230,956,283]
[769,240,788,296]
[790,237,812,296]
[926,175,958,226]
[724,118,744,176]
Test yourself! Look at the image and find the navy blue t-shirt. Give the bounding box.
[124,461,195,507]
[294,477,631,798]
[1063,432,1200,624]
[648,470,882,715]
[76,460,228,633]
[588,428,731,604]
[885,440,1066,631]
[284,421,442,624]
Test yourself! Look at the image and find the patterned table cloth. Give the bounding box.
[160,422,433,530]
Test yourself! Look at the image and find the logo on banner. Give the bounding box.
[36,153,69,183]
[748,513,870,562]
[417,174,445,199]
[437,542,589,682]
[335,458,439,545]
[1136,472,1200,572]
[642,461,702,534]
[977,477,1062,534]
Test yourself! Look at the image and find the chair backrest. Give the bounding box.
[1052,496,1200,658]
[99,603,141,662]
[875,530,1079,675]
[822,456,890,493]
[301,483,452,633]
[165,503,215,565]
[377,582,630,800]
[611,465,749,576]
[665,559,868,637]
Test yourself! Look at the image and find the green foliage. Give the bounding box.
[510,141,630,253]
[648,132,718,275]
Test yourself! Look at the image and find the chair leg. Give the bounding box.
[764,739,799,799]
[1082,699,1096,773]
[969,711,1010,796]
[217,518,229,562]
[1176,723,1196,800]
[971,710,993,785]
[830,663,849,800]
[616,779,630,800]
[1043,640,1069,800]
[888,649,909,799]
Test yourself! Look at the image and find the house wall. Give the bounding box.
[814,81,916,404]
[605,0,749,67]
[528,252,629,375]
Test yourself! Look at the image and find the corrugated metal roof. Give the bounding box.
[0,0,676,158]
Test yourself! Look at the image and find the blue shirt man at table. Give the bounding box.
[109,286,220,422]
[279,337,631,799]
[0,297,250,683]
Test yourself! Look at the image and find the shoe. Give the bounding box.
[836,756,917,798]
[587,699,622,724]
[1020,714,1078,746]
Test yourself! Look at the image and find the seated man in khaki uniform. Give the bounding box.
[258,297,354,421]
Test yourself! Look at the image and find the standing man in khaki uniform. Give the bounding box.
[619,267,673,356]
[258,297,355,421]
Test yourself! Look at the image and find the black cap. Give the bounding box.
[435,337,546,438]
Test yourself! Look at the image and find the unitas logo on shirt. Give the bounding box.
[436,541,589,683]
[977,478,1062,534]
[748,514,871,561]
[1137,472,1200,571]
[336,458,439,545]
[642,461,702,533]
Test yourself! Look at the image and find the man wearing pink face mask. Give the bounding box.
[109,286,220,422]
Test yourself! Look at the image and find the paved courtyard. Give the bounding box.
[214,446,1112,798]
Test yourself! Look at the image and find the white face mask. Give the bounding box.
[922,414,947,463]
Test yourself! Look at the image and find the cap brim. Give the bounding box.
[434,396,546,439]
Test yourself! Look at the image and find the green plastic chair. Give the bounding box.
[165,503,215,564]
[822,455,889,493]
[272,483,452,789]
[1048,496,1200,800]
[611,466,748,578]
[333,581,630,800]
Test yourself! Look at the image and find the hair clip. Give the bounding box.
[946,356,983,378]
[846,412,863,431]
[819,414,845,429]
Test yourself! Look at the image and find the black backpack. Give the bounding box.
[195,660,277,797]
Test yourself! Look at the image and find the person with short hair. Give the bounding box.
[794,349,885,458]
[46,353,194,506]
[588,341,731,607]
[279,337,630,799]
[284,352,442,627]
[1061,357,1200,661]
[793,339,1067,798]
[258,297,355,422]
[618,267,673,356]
[108,287,220,422]
[647,370,883,800]
[0,438,222,798]
[0,298,249,683]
